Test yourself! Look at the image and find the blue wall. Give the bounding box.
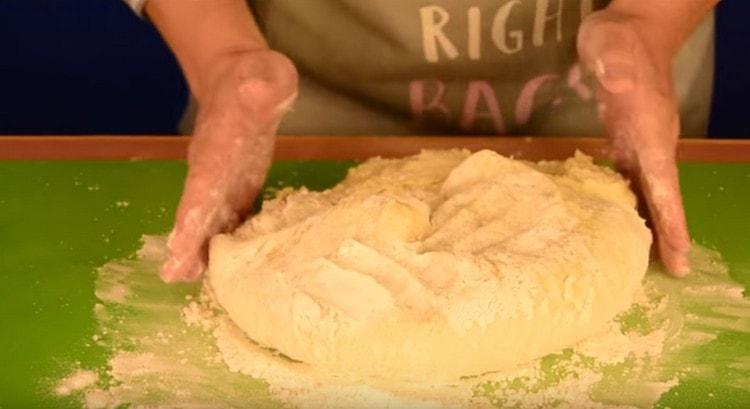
[0,0,747,137]
[0,0,186,135]
[709,0,750,138]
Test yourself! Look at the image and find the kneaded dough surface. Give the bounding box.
[208,150,651,381]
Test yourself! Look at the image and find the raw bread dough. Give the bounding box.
[207,150,651,381]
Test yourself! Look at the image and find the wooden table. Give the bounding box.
[1,136,749,162]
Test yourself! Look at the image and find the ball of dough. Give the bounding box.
[207,150,651,381]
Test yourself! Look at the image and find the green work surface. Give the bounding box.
[0,160,748,408]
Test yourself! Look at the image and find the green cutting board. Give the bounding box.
[0,160,748,408]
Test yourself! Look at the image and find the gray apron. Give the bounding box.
[171,0,714,137]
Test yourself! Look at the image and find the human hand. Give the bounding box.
[161,50,298,282]
[578,9,690,276]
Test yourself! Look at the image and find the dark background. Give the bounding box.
[0,0,747,137]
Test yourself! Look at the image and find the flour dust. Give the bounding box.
[55,235,750,408]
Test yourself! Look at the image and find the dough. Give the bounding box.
[207,150,651,381]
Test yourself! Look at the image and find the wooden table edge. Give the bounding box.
[1,135,749,162]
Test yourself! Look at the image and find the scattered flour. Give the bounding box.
[55,369,98,396]
[53,156,750,408]
[59,235,750,408]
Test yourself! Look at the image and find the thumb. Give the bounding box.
[577,13,638,94]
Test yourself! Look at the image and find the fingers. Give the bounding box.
[636,148,691,276]
[161,51,297,283]
[162,140,265,282]
[606,107,691,277]
[161,238,206,283]
[161,200,236,282]
[580,10,691,277]
[608,110,691,277]
[161,176,234,282]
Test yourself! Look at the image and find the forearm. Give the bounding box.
[145,0,268,102]
[606,0,718,57]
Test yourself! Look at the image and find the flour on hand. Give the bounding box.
[208,150,651,381]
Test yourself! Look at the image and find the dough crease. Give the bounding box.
[208,150,651,381]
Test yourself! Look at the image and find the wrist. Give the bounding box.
[196,48,297,106]
[587,8,676,83]
[605,0,718,58]
[195,48,299,122]
[196,47,263,101]
[145,0,273,103]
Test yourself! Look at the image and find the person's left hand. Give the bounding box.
[578,9,691,276]
[161,50,298,282]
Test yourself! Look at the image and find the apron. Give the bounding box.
[176,0,714,137]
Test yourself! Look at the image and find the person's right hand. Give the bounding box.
[161,50,298,282]
[578,10,691,276]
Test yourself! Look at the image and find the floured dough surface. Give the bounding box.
[208,150,652,381]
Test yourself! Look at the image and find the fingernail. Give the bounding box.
[669,257,690,278]
[160,256,205,283]
[663,245,690,278]
[595,54,636,94]
[160,258,181,283]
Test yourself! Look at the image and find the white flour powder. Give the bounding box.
[53,154,750,408]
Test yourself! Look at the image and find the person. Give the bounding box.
[123,0,718,282]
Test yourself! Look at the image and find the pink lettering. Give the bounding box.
[410,79,451,124]
[515,74,558,126]
[461,81,505,134]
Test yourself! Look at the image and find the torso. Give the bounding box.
[182,1,714,137]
